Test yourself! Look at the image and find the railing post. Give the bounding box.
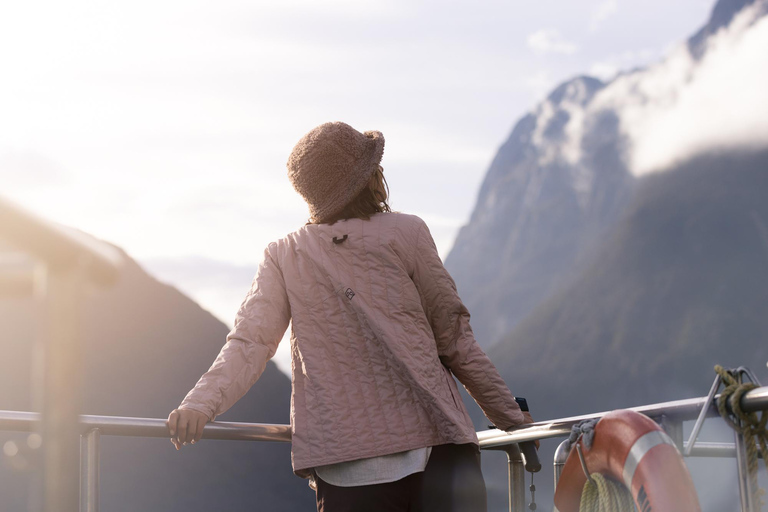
[733,374,757,512]
[735,427,756,512]
[42,264,85,512]
[500,443,526,512]
[659,414,683,451]
[80,428,100,512]
[553,439,570,491]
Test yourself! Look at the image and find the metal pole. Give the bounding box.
[30,263,48,512]
[79,428,100,512]
[683,441,763,458]
[659,414,683,451]
[478,384,768,449]
[684,374,721,456]
[734,374,756,512]
[42,264,85,512]
[735,425,755,512]
[504,443,526,512]
[553,439,569,491]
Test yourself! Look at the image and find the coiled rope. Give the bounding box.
[564,420,635,512]
[579,473,635,512]
[714,365,768,510]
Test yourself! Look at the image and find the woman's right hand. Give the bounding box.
[167,408,209,450]
[521,411,540,450]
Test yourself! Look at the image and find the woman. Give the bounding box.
[167,121,533,512]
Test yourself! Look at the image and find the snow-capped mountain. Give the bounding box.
[445,75,634,348]
[446,0,768,350]
[449,1,768,510]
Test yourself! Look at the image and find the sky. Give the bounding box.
[1,0,716,374]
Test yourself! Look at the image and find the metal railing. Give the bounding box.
[1,196,122,512]
[1,384,766,512]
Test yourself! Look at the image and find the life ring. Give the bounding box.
[554,410,701,512]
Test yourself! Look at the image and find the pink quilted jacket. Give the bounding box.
[179,212,524,477]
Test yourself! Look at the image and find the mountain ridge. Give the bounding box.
[445,0,768,350]
[0,242,314,511]
[445,75,633,349]
[447,0,768,509]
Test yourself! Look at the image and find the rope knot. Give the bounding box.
[714,365,768,510]
[565,418,599,452]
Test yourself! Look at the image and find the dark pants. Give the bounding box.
[315,443,487,512]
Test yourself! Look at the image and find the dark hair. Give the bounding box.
[311,165,391,225]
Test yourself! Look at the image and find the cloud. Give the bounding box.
[526,29,578,55]
[590,0,618,32]
[592,3,768,176]
[526,78,598,208]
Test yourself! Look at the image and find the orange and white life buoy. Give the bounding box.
[554,410,701,512]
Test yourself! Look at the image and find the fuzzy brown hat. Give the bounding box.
[287,121,385,222]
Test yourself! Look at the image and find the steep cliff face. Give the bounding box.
[447,0,768,351]
[448,0,768,510]
[486,149,768,512]
[0,246,314,511]
[492,149,768,409]
[445,76,634,348]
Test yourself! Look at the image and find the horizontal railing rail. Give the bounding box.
[0,410,291,443]
[479,384,768,448]
[2,384,766,444]
[1,384,766,512]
